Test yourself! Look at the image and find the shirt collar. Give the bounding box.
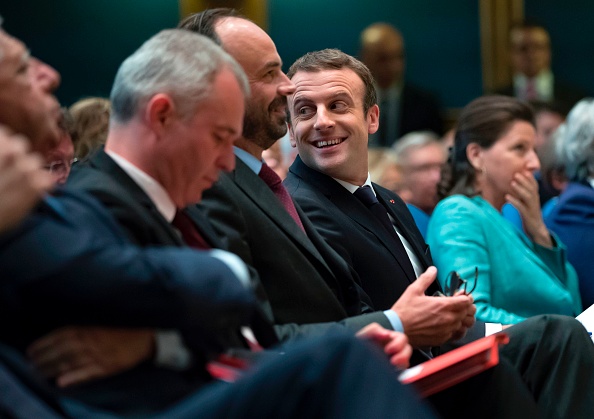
[105,150,177,222]
[234,146,263,174]
[513,70,554,100]
[588,178,594,189]
[333,173,374,195]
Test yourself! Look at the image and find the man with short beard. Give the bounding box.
[183,9,396,335]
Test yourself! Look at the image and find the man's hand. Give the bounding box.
[391,266,475,347]
[0,126,54,232]
[449,289,477,341]
[506,170,552,248]
[356,323,412,369]
[27,327,155,388]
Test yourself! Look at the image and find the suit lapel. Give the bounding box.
[376,187,431,269]
[231,158,330,269]
[88,150,184,246]
[290,157,422,285]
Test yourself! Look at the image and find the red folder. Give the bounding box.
[399,333,509,398]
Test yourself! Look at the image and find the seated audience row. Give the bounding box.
[0,18,435,419]
[1,8,593,419]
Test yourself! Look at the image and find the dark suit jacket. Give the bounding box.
[0,191,257,415]
[67,149,223,250]
[285,156,485,343]
[545,181,594,308]
[67,149,278,345]
[495,80,588,114]
[374,83,443,148]
[399,84,444,139]
[199,157,392,340]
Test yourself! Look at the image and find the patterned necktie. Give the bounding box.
[258,163,305,231]
[172,210,211,249]
[353,185,417,281]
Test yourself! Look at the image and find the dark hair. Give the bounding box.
[287,48,377,115]
[529,99,567,118]
[439,95,535,198]
[177,8,243,44]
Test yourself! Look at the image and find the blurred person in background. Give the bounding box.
[392,131,447,238]
[359,23,443,147]
[69,97,110,160]
[546,98,594,309]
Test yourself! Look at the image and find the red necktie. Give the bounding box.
[258,163,305,231]
[172,210,211,249]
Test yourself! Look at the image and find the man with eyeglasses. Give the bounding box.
[44,109,75,185]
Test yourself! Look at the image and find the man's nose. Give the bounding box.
[32,58,61,92]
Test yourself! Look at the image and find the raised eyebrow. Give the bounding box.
[291,96,313,110]
[260,60,281,73]
[329,91,353,101]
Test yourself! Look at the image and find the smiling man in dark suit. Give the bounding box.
[178,10,589,419]
[284,47,594,419]
[0,22,438,419]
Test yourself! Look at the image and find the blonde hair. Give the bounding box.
[69,97,111,159]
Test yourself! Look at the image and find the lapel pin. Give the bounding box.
[389,199,395,204]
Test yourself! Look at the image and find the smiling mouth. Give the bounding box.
[314,138,344,148]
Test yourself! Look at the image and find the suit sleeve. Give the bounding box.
[200,179,397,339]
[0,196,257,353]
[427,198,527,325]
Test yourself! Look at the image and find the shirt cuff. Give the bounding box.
[485,322,503,336]
[209,249,250,288]
[383,310,404,333]
[154,330,192,369]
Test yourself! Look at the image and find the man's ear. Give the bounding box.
[367,104,379,135]
[288,121,297,148]
[145,94,176,134]
[466,142,483,170]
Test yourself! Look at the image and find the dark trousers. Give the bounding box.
[502,315,594,419]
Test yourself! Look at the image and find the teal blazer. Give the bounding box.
[427,195,581,324]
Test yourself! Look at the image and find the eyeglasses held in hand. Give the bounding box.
[443,267,478,297]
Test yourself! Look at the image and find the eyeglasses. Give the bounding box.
[443,267,478,297]
[45,158,77,176]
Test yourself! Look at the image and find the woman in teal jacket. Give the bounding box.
[427,96,581,324]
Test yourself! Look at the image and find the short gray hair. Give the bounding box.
[555,98,594,181]
[110,29,249,123]
[392,131,441,162]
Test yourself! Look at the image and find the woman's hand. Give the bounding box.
[506,170,552,248]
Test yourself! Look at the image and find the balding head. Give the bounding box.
[359,23,405,89]
[180,10,295,155]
